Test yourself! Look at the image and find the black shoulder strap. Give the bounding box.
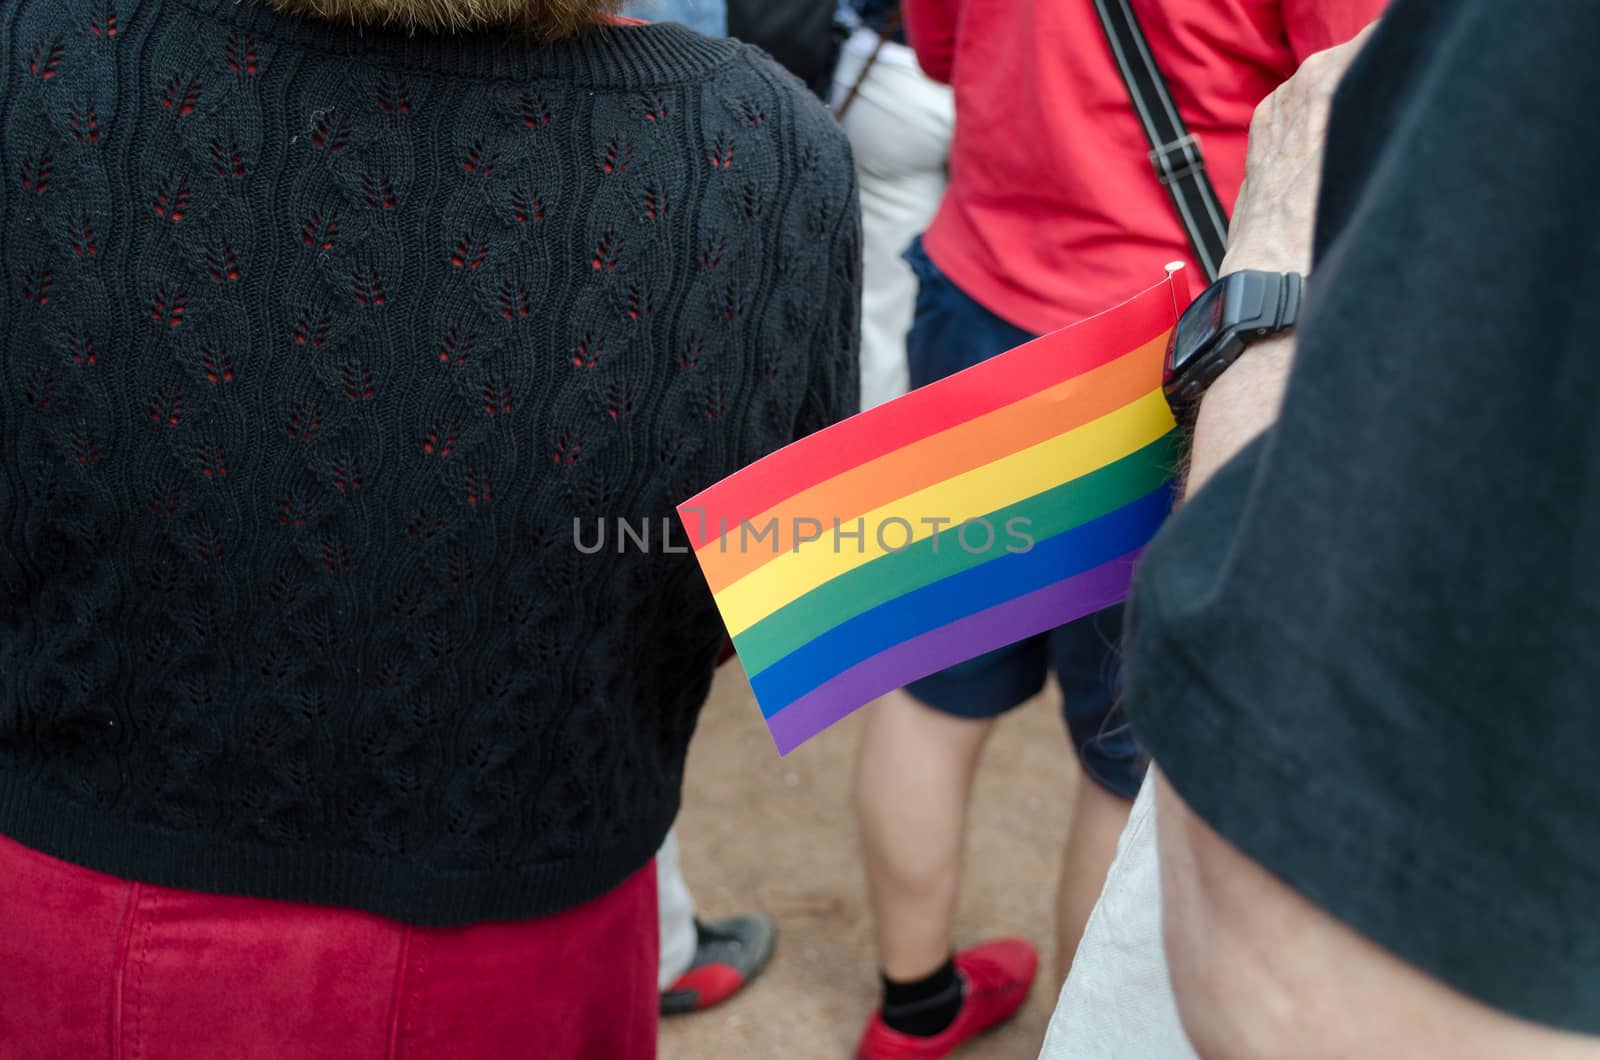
[1092,0,1230,281]
[834,6,903,122]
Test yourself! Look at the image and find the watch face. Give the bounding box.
[1170,281,1226,377]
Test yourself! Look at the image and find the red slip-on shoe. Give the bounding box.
[856,939,1039,1060]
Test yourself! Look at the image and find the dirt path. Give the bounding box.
[659,663,1082,1060]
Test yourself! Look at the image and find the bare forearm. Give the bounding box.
[1183,333,1293,498]
[1176,27,1383,497]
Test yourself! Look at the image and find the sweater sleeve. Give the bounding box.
[796,178,863,440]
[1282,0,1387,61]
[903,0,959,84]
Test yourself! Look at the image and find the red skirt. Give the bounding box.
[0,833,658,1059]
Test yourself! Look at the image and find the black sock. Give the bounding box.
[881,958,963,1037]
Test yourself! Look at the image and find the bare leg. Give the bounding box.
[854,688,995,980]
[1053,775,1134,983]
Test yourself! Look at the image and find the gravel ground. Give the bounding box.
[659,663,1081,1060]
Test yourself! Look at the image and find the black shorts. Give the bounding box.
[901,237,1146,799]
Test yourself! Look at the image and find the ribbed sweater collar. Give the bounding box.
[173,0,739,85]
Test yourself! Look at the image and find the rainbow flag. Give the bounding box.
[678,270,1189,754]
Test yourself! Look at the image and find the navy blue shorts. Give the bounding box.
[900,238,1146,800]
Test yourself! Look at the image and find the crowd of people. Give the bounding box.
[2,0,1598,1057]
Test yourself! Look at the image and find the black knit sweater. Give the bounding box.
[0,0,860,925]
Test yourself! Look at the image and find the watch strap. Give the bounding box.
[1275,271,1304,333]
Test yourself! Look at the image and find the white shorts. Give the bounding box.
[1039,778,1199,1059]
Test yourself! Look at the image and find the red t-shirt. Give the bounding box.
[904,0,1385,334]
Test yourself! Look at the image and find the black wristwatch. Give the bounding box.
[1164,270,1303,417]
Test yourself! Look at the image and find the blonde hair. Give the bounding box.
[266,0,624,38]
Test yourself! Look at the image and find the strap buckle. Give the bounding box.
[1149,133,1204,185]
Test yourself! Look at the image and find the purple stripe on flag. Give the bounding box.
[765,550,1145,755]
